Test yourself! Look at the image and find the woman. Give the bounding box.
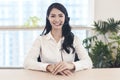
[24,2,92,76]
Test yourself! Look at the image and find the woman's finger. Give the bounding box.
[53,65,66,75]
[52,62,63,74]
[59,71,66,76]
[62,70,73,76]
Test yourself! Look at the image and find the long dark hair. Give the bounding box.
[41,3,75,54]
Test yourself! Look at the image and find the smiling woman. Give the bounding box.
[0,0,93,68]
[24,3,92,76]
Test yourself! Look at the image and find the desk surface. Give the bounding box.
[0,68,120,80]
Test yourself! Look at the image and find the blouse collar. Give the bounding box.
[46,32,64,41]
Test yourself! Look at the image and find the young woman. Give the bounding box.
[24,2,92,76]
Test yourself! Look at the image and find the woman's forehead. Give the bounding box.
[50,8,64,15]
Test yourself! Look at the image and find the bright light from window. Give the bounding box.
[0,0,94,26]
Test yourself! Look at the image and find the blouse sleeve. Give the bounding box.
[72,36,93,71]
[23,36,50,71]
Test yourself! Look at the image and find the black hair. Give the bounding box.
[41,3,75,54]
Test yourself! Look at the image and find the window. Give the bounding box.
[0,0,94,26]
[0,0,94,67]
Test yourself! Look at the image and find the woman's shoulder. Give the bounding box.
[74,35,83,44]
[33,35,47,44]
[36,34,47,40]
[74,35,80,40]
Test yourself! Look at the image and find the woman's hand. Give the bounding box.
[52,62,75,75]
[59,69,73,76]
[46,62,75,76]
[46,64,55,73]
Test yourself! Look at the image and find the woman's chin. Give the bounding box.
[53,26,62,29]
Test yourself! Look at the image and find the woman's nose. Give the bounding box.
[54,16,60,22]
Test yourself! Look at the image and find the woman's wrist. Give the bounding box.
[46,65,51,72]
[69,63,75,71]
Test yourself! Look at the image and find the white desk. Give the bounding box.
[0,68,120,80]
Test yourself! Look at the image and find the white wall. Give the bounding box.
[94,0,120,21]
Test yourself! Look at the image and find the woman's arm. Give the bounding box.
[72,36,93,71]
[24,36,50,71]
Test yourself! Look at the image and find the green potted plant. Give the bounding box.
[24,16,41,27]
[83,18,120,68]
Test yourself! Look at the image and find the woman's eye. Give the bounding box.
[59,14,64,17]
[59,16,63,17]
[51,16,55,17]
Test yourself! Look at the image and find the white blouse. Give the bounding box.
[24,32,92,72]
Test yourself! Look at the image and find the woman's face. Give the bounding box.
[48,8,65,30]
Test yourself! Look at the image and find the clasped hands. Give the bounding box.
[46,61,75,76]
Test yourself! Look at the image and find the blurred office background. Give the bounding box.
[0,0,94,67]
